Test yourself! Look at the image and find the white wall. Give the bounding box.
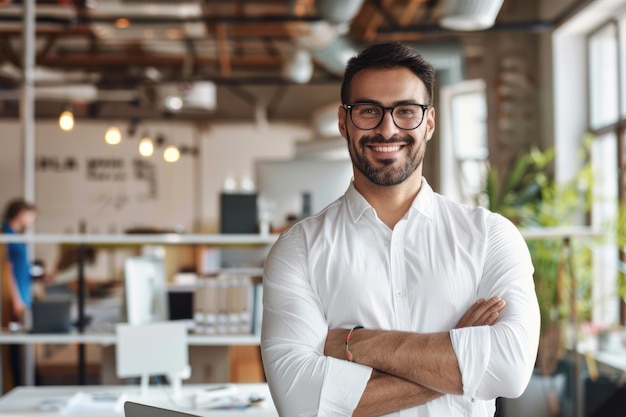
[0,121,197,234]
[0,119,313,269]
[0,123,23,208]
[199,122,310,232]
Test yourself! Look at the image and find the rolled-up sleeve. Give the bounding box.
[261,226,372,417]
[450,216,540,400]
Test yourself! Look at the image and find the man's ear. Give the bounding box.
[338,105,348,140]
[425,106,436,141]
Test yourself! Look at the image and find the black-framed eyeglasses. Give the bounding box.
[343,103,429,130]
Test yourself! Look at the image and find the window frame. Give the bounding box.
[586,17,626,324]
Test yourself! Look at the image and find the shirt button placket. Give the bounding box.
[390,221,408,329]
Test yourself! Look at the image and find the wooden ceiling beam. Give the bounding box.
[363,0,392,42]
[292,0,315,17]
[36,34,59,61]
[37,54,281,69]
[215,23,232,77]
[399,0,426,27]
[234,0,245,16]
[0,36,20,66]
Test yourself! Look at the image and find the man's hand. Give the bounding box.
[455,296,505,329]
[324,296,505,360]
[12,296,25,322]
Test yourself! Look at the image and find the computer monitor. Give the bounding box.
[116,321,189,397]
[124,256,169,326]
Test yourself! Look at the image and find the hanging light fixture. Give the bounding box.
[59,108,74,131]
[281,48,314,84]
[139,134,154,157]
[104,126,122,145]
[163,145,180,163]
[439,0,505,31]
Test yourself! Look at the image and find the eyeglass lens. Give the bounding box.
[349,104,425,130]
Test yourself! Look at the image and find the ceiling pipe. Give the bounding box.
[315,0,365,24]
[378,0,594,35]
[0,13,324,26]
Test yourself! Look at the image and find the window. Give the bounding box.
[587,16,626,325]
[591,133,619,324]
[621,17,626,119]
[589,23,619,130]
[439,79,488,204]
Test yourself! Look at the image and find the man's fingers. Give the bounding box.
[475,297,505,324]
[456,296,505,328]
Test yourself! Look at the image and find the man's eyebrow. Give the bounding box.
[350,98,425,106]
[350,98,381,105]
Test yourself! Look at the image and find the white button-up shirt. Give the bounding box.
[261,179,540,417]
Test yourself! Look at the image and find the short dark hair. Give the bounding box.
[340,42,436,106]
[3,198,36,224]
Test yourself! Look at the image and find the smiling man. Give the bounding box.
[261,42,540,417]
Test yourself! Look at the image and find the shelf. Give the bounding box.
[0,228,603,244]
[0,331,261,346]
[0,233,279,246]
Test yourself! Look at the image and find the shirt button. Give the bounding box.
[395,290,403,297]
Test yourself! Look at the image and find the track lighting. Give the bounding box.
[139,135,154,157]
[163,145,180,163]
[59,109,74,131]
[104,126,122,145]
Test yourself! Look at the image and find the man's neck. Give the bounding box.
[353,172,423,229]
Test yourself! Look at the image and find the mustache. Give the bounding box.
[359,134,415,147]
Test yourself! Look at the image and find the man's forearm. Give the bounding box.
[323,297,505,401]
[354,371,443,417]
[349,329,463,395]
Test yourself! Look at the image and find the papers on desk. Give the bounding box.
[36,387,267,414]
[39,391,127,414]
[194,385,265,410]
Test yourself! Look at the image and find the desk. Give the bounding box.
[0,234,276,387]
[0,331,262,386]
[0,384,277,416]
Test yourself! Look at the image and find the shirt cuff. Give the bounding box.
[450,326,491,398]
[318,357,373,417]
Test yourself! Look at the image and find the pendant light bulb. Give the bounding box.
[139,136,154,157]
[163,145,180,163]
[104,126,122,145]
[59,110,74,131]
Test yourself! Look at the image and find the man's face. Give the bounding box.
[16,209,36,232]
[338,67,435,187]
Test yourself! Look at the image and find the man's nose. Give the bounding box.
[374,110,400,139]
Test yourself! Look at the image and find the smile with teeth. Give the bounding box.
[369,144,405,153]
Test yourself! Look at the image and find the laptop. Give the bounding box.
[124,402,200,417]
[30,294,73,333]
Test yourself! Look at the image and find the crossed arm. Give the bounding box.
[324,297,506,417]
[262,220,539,417]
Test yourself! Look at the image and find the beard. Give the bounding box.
[347,130,426,186]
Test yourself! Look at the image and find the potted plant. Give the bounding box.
[482,142,600,417]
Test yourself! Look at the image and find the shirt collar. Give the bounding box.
[345,177,435,223]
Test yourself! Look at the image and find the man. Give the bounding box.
[2,198,37,387]
[261,42,540,416]
[2,198,37,322]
